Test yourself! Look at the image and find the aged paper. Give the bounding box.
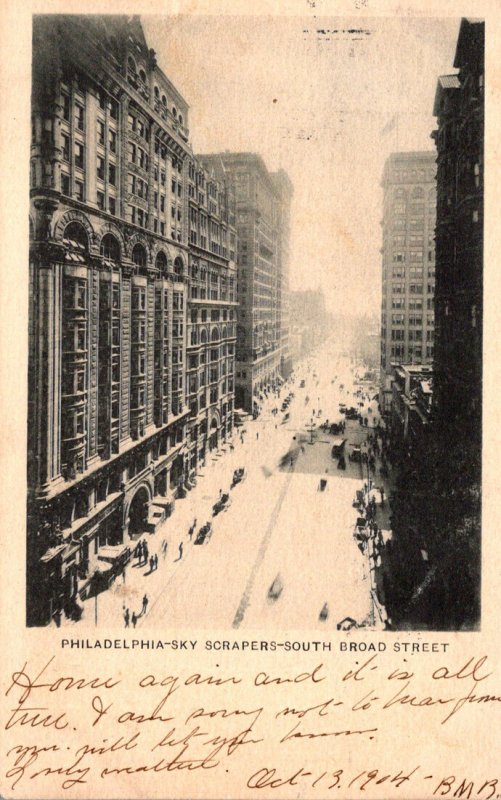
[1,0,500,798]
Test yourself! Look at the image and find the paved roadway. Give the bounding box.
[68,338,387,630]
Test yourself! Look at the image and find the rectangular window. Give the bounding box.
[62,93,70,121]
[62,133,70,162]
[109,164,116,186]
[97,191,105,210]
[97,120,105,145]
[109,130,117,153]
[160,195,165,212]
[61,172,70,195]
[128,142,136,163]
[75,104,84,131]
[109,197,116,216]
[75,180,84,201]
[75,142,84,169]
[97,156,105,181]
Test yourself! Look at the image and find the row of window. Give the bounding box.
[392,283,435,295]
[390,345,434,358]
[391,329,434,341]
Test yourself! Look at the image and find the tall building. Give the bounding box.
[379,152,437,413]
[427,18,483,625]
[185,156,237,477]
[385,20,484,630]
[432,18,484,450]
[28,15,236,625]
[200,153,293,413]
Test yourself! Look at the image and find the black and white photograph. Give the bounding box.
[26,11,483,633]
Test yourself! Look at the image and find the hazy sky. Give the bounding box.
[142,15,460,316]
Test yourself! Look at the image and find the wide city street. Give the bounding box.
[66,338,394,632]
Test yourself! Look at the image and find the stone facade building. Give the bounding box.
[432,18,484,450]
[28,15,236,625]
[199,154,293,413]
[379,151,437,413]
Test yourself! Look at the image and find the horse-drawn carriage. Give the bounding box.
[194,521,213,545]
[231,467,246,488]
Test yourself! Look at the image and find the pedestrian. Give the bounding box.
[149,555,154,572]
[142,594,149,615]
[380,486,385,506]
[256,431,259,440]
[136,540,143,563]
[131,612,137,628]
[143,540,149,566]
[161,539,168,556]
[153,553,158,570]
[175,542,184,562]
[124,607,130,628]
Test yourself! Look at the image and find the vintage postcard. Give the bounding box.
[1,0,500,797]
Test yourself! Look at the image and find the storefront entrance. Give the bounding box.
[127,486,150,538]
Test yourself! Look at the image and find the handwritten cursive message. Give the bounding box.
[2,652,501,798]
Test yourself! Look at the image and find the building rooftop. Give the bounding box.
[433,74,460,116]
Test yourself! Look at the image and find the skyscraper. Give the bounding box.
[200,154,293,413]
[28,15,236,625]
[379,152,437,413]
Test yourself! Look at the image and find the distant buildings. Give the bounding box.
[289,289,329,357]
[200,154,293,412]
[379,151,437,413]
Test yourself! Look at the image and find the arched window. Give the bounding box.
[200,329,207,344]
[132,243,147,268]
[172,106,177,118]
[156,251,168,271]
[100,233,120,262]
[178,114,183,126]
[173,256,184,277]
[161,94,167,106]
[154,86,160,100]
[211,327,220,342]
[139,68,146,83]
[64,221,89,252]
[127,56,137,74]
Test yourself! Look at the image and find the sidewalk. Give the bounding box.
[60,379,301,629]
